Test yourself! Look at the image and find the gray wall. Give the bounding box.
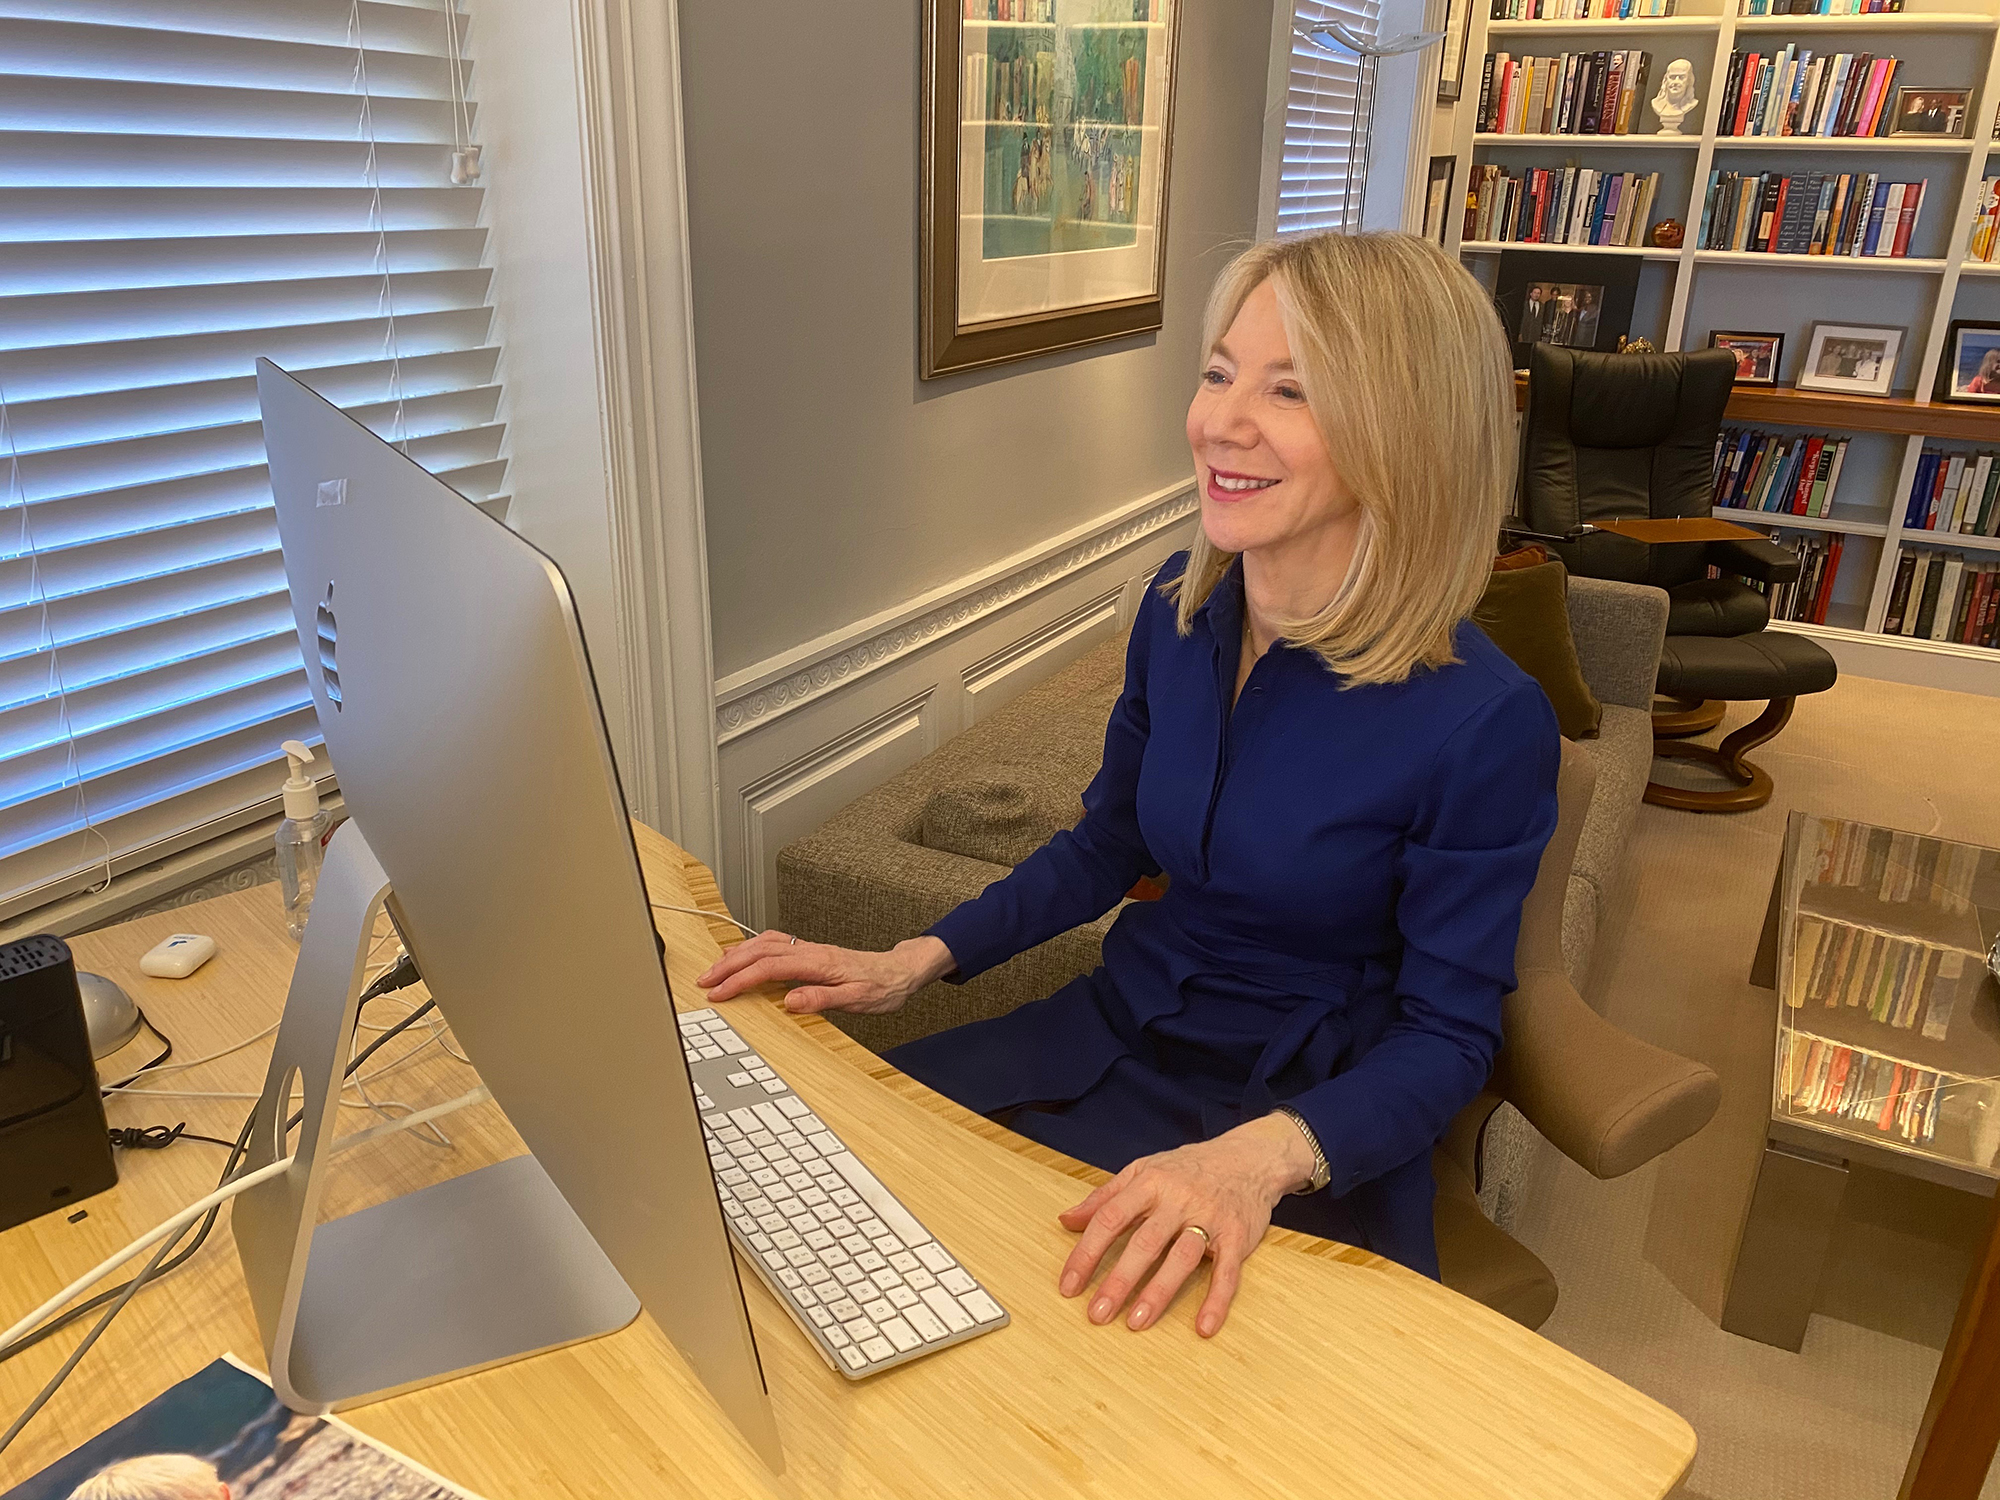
[677,0,1272,679]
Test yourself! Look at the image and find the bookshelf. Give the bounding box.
[1448,0,2000,691]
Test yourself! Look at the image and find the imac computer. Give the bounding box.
[247,361,782,1464]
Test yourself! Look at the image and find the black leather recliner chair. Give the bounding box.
[1512,344,1838,812]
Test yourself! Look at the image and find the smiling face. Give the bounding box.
[1185,278,1361,572]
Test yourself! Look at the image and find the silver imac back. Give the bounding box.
[253,360,781,1463]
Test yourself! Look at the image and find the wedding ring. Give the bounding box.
[1181,1223,1213,1254]
[789,935,798,946]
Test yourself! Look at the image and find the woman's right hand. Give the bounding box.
[695,932,956,1017]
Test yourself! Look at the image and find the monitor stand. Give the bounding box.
[232,822,641,1412]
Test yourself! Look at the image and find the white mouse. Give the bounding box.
[77,971,142,1059]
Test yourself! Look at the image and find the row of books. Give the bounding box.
[1780,1035,1948,1146]
[1739,0,1905,11]
[1719,47,1901,138]
[1902,449,2000,537]
[967,50,1054,126]
[1712,426,1851,516]
[963,0,1056,18]
[1804,818,1987,914]
[1882,548,2000,646]
[1792,915,1969,1038]
[1475,50,1653,135]
[1698,170,1926,257]
[1805,819,1986,911]
[1462,164,1661,246]
[1760,530,1846,624]
[1967,177,2000,263]
[1490,0,1678,17]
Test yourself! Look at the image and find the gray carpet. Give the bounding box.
[1506,674,2000,1500]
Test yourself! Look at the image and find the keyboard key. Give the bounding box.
[844,1318,879,1342]
[862,1298,895,1323]
[822,1247,852,1268]
[808,1307,834,1328]
[750,1168,780,1188]
[888,1286,920,1309]
[761,1250,786,1270]
[762,1080,788,1094]
[855,1250,887,1273]
[907,1268,937,1291]
[830,1188,861,1208]
[726,1072,752,1087]
[702,1112,727,1127]
[833,1264,866,1286]
[825,1322,849,1346]
[799,1188,829,1207]
[889,1251,921,1273]
[826,1217,855,1237]
[778,1096,811,1118]
[959,1289,1004,1324]
[805,1229,836,1251]
[749,1131,778,1149]
[920,1286,975,1333]
[872,1237,904,1258]
[749,1066,775,1081]
[869,1270,903,1293]
[784,1248,816,1268]
[794,1284,818,1307]
[717,1031,750,1056]
[757,1214,785,1234]
[839,1235,870,1255]
[838,1345,865,1370]
[697,1045,724,1060]
[827,1298,862,1322]
[915,1244,954,1274]
[938,1267,977,1296]
[776,1267,801,1287]
[719,1168,748,1186]
[860,1337,895,1364]
[802,1264,833,1285]
[749,1233,772,1252]
[880,1317,921,1353]
[728,1108,761,1133]
[754,1102,792,1134]
[771,1230,802,1251]
[905,1303,950,1342]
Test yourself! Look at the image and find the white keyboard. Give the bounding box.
[675,1007,1008,1378]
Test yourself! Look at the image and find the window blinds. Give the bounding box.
[1277,0,1384,236]
[0,0,507,919]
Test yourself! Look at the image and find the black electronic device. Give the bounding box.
[0,934,118,1232]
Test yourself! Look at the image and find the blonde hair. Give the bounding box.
[1167,231,1515,686]
[68,1455,223,1500]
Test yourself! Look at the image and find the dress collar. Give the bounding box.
[1195,556,1247,647]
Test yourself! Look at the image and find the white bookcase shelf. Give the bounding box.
[1453,1,2000,683]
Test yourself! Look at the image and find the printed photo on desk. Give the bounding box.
[2,1357,479,1500]
[921,0,1180,376]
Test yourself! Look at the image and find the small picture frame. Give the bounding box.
[1424,156,1457,246]
[1934,319,2000,404]
[1889,87,1969,138]
[1708,329,1784,386]
[1494,249,1640,369]
[1797,322,1903,397]
[1437,0,1474,103]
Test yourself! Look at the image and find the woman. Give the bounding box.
[1966,346,2000,394]
[68,1455,228,1500]
[700,231,1558,1338]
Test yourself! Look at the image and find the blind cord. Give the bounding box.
[349,0,410,453]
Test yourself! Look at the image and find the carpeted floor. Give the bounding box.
[1506,673,2000,1500]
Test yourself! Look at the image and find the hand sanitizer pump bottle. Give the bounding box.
[276,739,331,941]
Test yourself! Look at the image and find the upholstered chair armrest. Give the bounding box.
[1490,966,1721,1179]
[1563,576,1669,712]
[1704,535,1800,585]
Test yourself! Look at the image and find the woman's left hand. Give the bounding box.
[1055,1112,1315,1338]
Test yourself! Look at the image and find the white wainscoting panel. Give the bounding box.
[714,485,1196,924]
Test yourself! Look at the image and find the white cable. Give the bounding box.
[649,901,760,938]
[99,1023,280,1090]
[1,1085,491,1360]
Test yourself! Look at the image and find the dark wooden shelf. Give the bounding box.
[1512,374,2000,441]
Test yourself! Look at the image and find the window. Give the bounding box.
[0,1,506,919]
[1273,0,1384,236]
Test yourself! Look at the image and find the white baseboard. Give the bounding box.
[714,483,1198,924]
[1771,621,2000,697]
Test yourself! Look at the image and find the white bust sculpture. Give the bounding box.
[1651,58,1698,135]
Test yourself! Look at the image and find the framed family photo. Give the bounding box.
[1494,249,1639,368]
[1935,319,2000,404]
[921,0,1182,378]
[1797,322,1903,396]
[1438,0,1475,103]
[1889,86,1970,138]
[1708,329,1783,386]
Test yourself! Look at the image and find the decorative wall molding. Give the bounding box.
[714,479,1196,743]
[960,586,1123,722]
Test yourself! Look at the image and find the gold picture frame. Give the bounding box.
[921,0,1181,379]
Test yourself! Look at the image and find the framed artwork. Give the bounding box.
[1708,329,1784,386]
[921,0,1182,379]
[1494,250,1639,369]
[1889,87,1970,138]
[1934,319,2000,404]
[1797,322,1903,397]
[1438,0,1474,103]
[1424,156,1458,246]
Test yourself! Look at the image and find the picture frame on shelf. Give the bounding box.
[1494,250,1640,370]
[1797,322,1904,398]
[1934,320,2000,405]
[1437,0,1474,104]
[1889,87,1970,139]
[920,0,1181,379]
[1425,157,1458,246]
[1709,330,1783,387]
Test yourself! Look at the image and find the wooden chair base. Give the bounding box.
[1644,697,1795,813]
[1652,697,1726,739]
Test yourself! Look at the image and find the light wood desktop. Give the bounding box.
[0,824,1696,1498]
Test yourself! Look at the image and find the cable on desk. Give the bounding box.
[1,960,432,1368]
[649,900,760,938]
[97,1008,173,1096]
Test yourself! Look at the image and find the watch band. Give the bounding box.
[1273,1106,1332,1196]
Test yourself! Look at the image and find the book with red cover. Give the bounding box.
[1890,179,1922,258]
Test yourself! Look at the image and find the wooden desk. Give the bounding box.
[0,826,1696,1497]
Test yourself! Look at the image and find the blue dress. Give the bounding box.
[886,554,1559,1276]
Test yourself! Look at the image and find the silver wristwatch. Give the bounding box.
[1273,1106,1332,1196]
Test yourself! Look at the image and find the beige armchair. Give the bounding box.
[1433,741,1720,1327]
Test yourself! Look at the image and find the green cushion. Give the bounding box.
[1474,560,1603,741]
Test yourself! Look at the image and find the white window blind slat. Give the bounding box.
[1277,0,1382,237]
[0,0,506,919]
